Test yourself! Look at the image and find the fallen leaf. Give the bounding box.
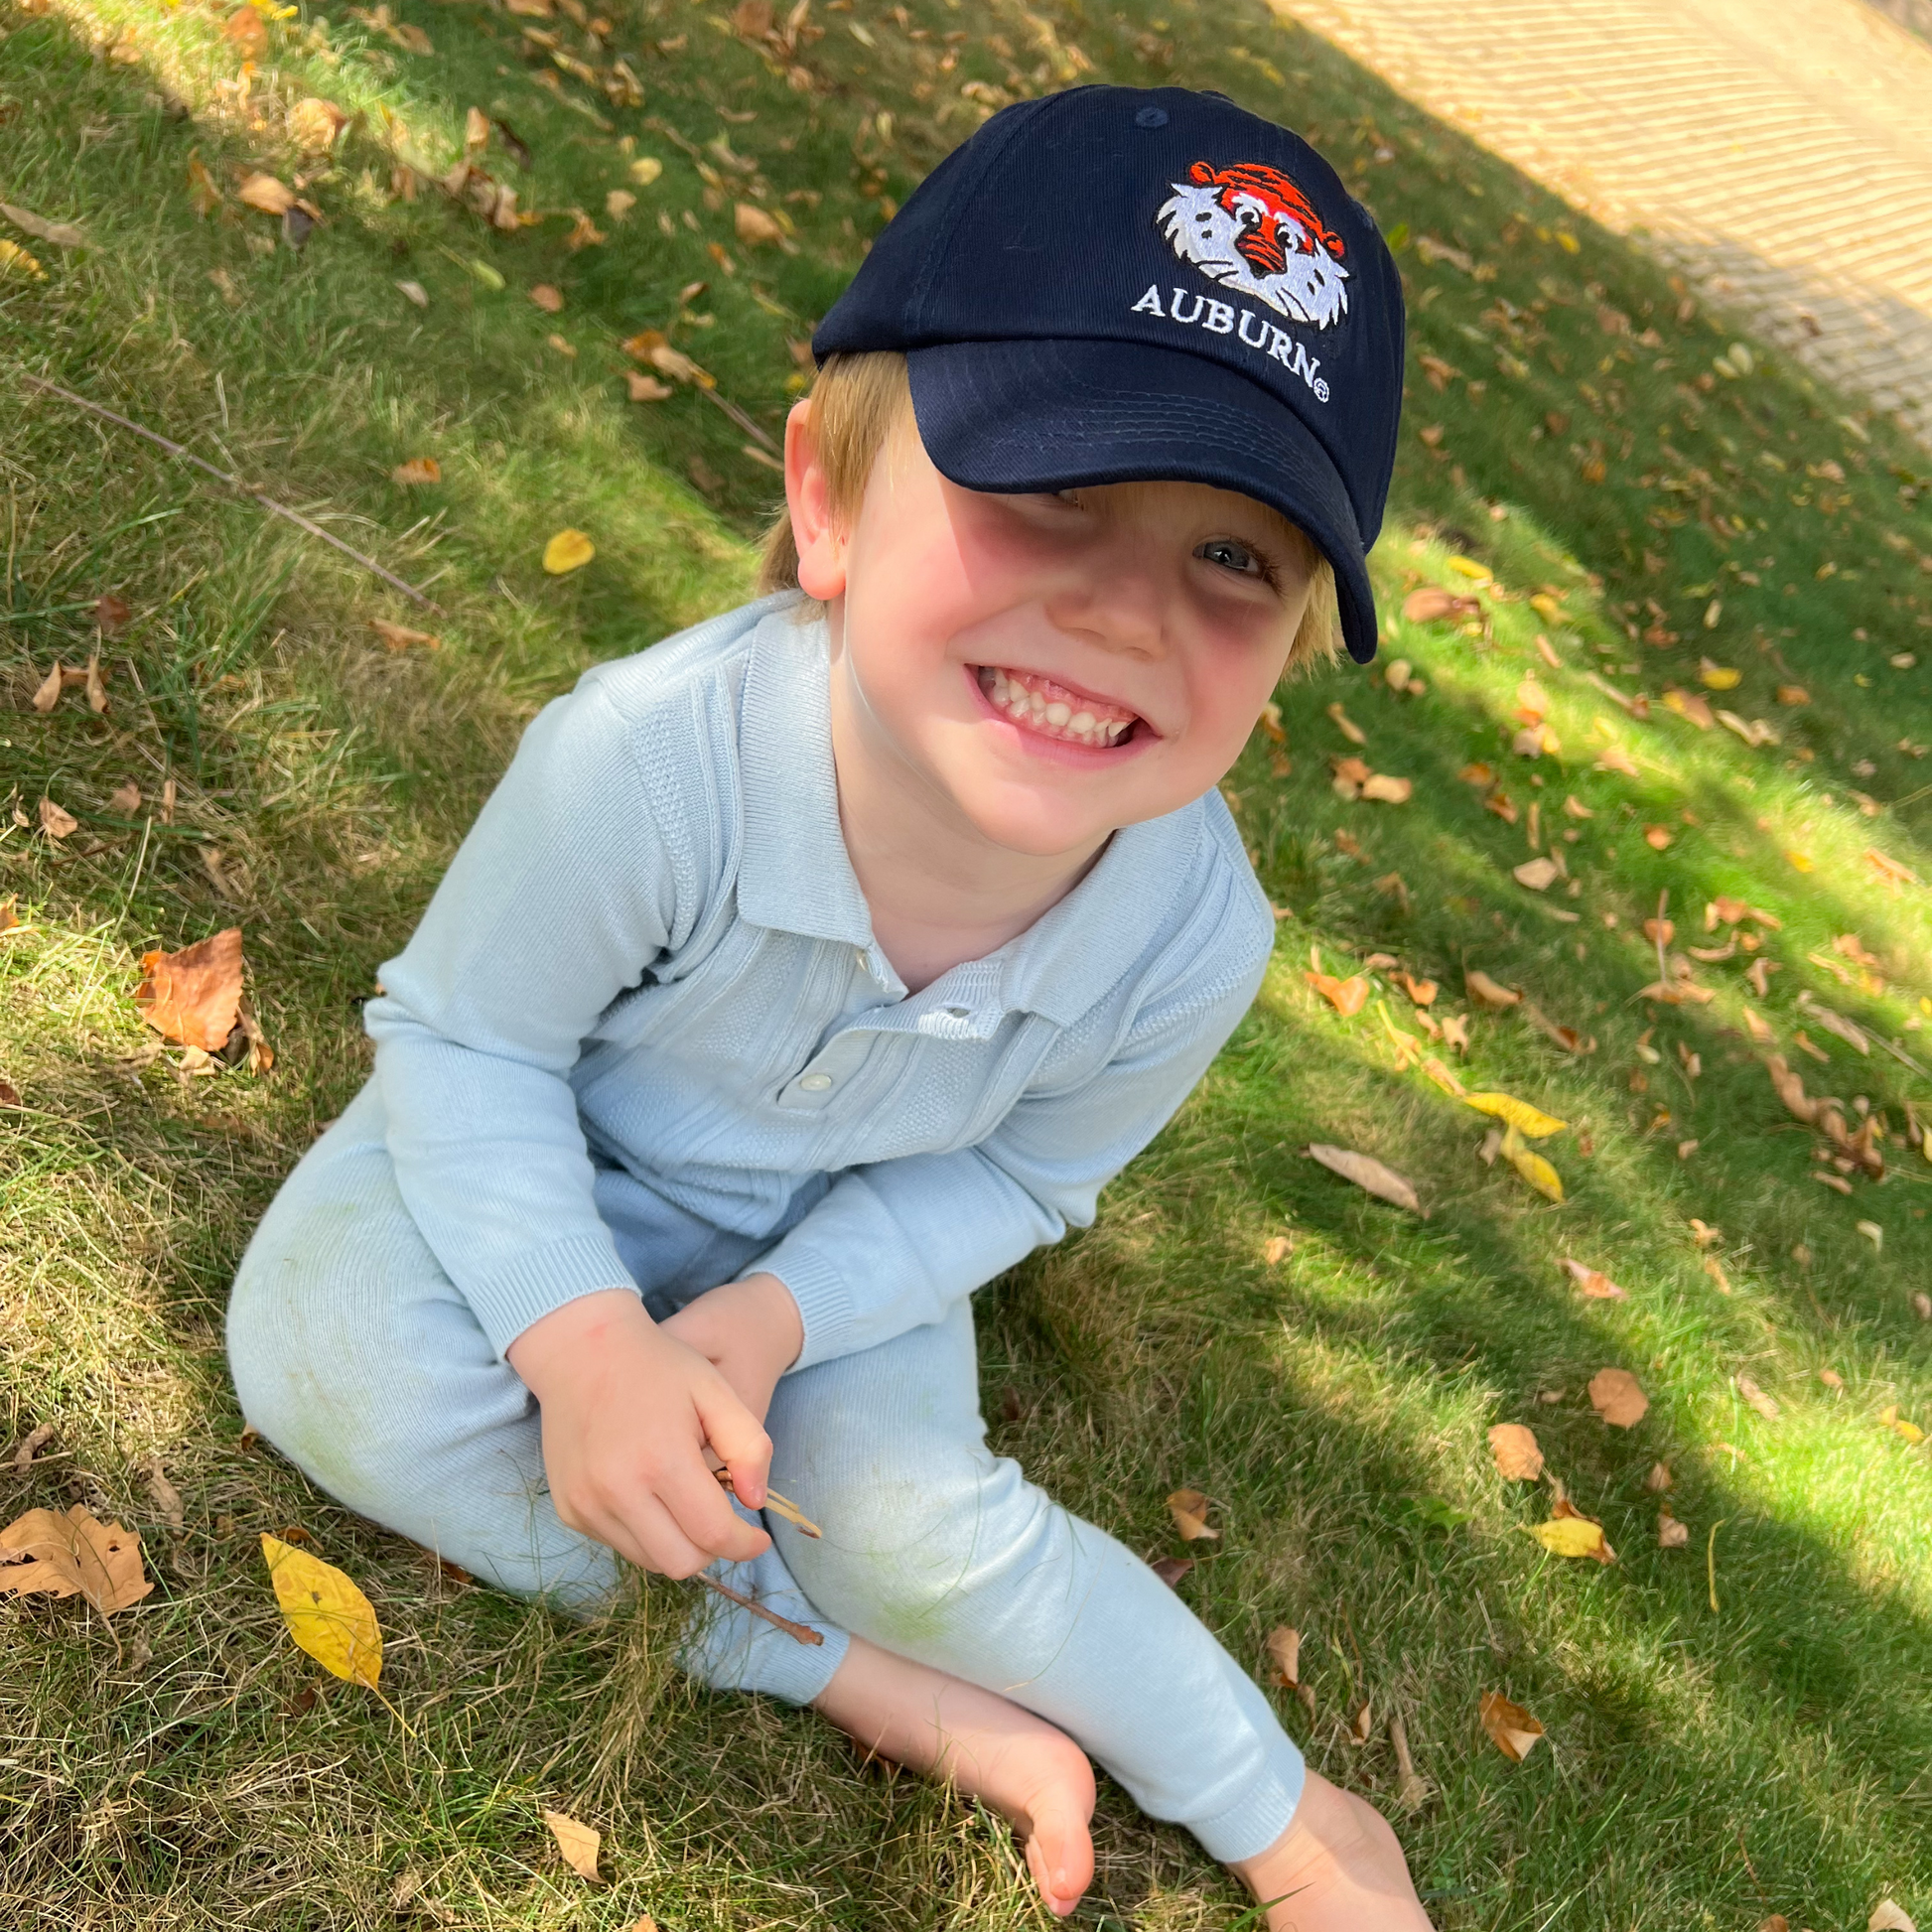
[625,370,675,402]
[630,156,664,186]
[224,4,269,57]
[1396,973,1438,1007]
[528,282,565,313]
[734,200,784,244]
[237,172,297,216]
[1488,1422,1543,1480]
[1699,660,1740,690]
[1439,1014,1470,1052]
[1465,970,1520,1011]
[606,189,636,221]
[1464,1093,1566,1139]
[0,1504,154,1613]
[390,457,441,485]
[395,278,429,308]
[134,927,244,1051]
[38,797,77,840]
[1514,856,1561,892]
[1559,1258,1626,1300]
[1818,1369,1844,1391]
[1325,701,1366,746]
[1735,1374,1781,1421]
[1588,1367,1648,1428]
[1869,1904,1917,1932]
[1501,1125,1564,1201]
[1360,772,1413,803]
[1594,744,1641,777]
[1150,1555,1194,1587]
[1478,1690,1545,1760]
[1306,1143,1422,1213]
[84,652,106,714]
[1306,972,1369,1017]
[542,1809,602,1881]
[1657,1507,1690,1548]
[1261,1234,1291,1266]
[30,661,63,713]
[1644,825,1673,851]
[0,201,83,248]
[1402,586,1481,624]
[1879,1405,1924,1446]
[1857,1218,1883,1252]
[543,528,595,574]
[112,782,143,814]
[1166,1487,1217,1541]
[369,618,439,651]
[1459,761,1495,786]
[1662,687,1716,730]
[145,1458,186,1528]
[1348,1699,1373,1743]
[262,1533,383,1687]
[0,238,46,280]
[1528,1496,1615,1562]
[1786,850,1815,874]
[1265,1624,1302,1685]
[1645,1460,1674,1491]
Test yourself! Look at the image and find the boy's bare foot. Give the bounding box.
[811,1634,1097,1915]
[1230,1771,1434,1930]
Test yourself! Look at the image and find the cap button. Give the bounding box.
[1134,106,1169,129]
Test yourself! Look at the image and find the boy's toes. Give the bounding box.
[1023,1801,1094,1917]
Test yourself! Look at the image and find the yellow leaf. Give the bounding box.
[261,1534,383,1688]
[1526,1515,1607,1559]
[629,155,663,186]
[1464,1093,1567,1139]
[1699,660,1740,690]
[543,528,596,574]
[1500,1125,1564,1200]
[1786,850,1815,873]
[543,1809,601,1881]
[0,238,46,279]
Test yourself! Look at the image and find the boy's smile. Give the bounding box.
[783,391,1318,986]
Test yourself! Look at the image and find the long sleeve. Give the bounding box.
[362,682,684,1360]
[760,950,1267,1371]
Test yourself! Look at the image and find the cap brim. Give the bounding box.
[906,338,1378,664]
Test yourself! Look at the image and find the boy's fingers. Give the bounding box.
[659,1457,771,1565]
[605,1493,717,1581]
[696,1380,773,1510]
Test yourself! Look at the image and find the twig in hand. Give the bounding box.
[18,375,447,615]
[712,1466,821,1537]
[695,1570,823,1646]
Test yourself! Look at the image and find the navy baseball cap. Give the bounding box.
[811,84,1405,665]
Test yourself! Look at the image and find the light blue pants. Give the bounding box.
[225,1091,1305,1863]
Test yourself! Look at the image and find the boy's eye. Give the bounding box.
[1196,536,1267,579]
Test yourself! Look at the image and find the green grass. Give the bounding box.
[2,0,1931,1922]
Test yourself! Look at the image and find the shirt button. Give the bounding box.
[798,1072,834,1092]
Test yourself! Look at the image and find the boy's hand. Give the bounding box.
[505,1288,775,1580]
[658,1273,804,1429]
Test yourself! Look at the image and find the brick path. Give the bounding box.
[1275,0,1932,448]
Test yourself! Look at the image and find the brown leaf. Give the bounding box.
[528,282,565,313]
[1306,972,1369,1017]
[0,1504,154,1613]
[38,797,76,840]
[1514,856,1560,892]
[1869,1902,1917,1932]
[1306,1144,1423,1213]
[1643,825,1673,851]
[1594,744,1640,777]
[1465,970,1520,1011]
[84,651,107,714]
[1644,1460,1674,1492]
[1402,586,1481,624]
[1439,1014,1470,1053]
[1360,772,1413,804]
[1325,701,1366,746]
[1735,1374,1781,1422]
[223,4,269,58]
[1588,1367,1648,1428]
[368,618,440,650]
[0,200,83,248]
[237,172,297,216]
[1558,1258,1626,1300]
[1265,1624,1302,1686]
[390,457,441,485]
[625,370,675,402]
[735,201,784,244]
[145,1458,186,1529]
[1149,1555,1194,1587]
[288,96,348,153]
[1487,1422,1543,1480]
[134,927,244,1051]
[1478,1690,1544,1762]
[543,1809,601,1882]
[1165,1487,1217,1542]
[1389,1710,1434,1810]
[1261,1233,1292,1266]
[30,661,63,712]
[1396,973,1438,1007]
[1657,1507,1690,1548]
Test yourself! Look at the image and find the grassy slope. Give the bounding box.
[2,0,1931,1924]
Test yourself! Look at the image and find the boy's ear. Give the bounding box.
[784,399,848,602]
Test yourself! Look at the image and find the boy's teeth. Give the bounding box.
[978,665,1137,747]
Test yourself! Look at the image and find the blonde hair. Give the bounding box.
[759,349,1339,673]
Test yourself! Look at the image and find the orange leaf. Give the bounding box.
[1587,1367,1648,1428]
[134,927,244,1050]
[1478,1690,1544,1762]
[1166,1487,1217,1541]
[1306,972,1369,1017]
[1487,1422,1543,1480]
[1558,1258,1626,1300]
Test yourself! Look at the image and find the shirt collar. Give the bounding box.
[734,597,1210,1027]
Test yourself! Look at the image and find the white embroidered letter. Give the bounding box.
[1237,310,1271,349]
[1267,326,1295,368]
[1130,284,1166,318]
[1201,299,1235,336]
[1170,288,1205,325]
[1293,343,1320,387]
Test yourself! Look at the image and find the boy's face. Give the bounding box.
[791,402,1319,862]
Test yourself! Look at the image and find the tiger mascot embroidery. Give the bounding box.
[1157,161,1350,330]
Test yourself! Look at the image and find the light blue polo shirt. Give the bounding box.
[364,593,1276,1371]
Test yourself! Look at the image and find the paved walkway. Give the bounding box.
[1275,0,1932,448]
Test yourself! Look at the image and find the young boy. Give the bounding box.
[228,84,1428,1927]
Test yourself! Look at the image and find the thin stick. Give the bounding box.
[712,1465,821,1537]
[699,382,779,453]
[1707,1518,1726,1613]
[695,1571,822,1646]
[18,375,447,616]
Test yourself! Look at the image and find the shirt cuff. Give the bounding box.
[463,1232,639,1360]
[758,1246,855,1372]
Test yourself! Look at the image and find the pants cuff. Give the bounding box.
[1182,1748,1307,1865]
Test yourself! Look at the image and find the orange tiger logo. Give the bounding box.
[1157,161,1349,330]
